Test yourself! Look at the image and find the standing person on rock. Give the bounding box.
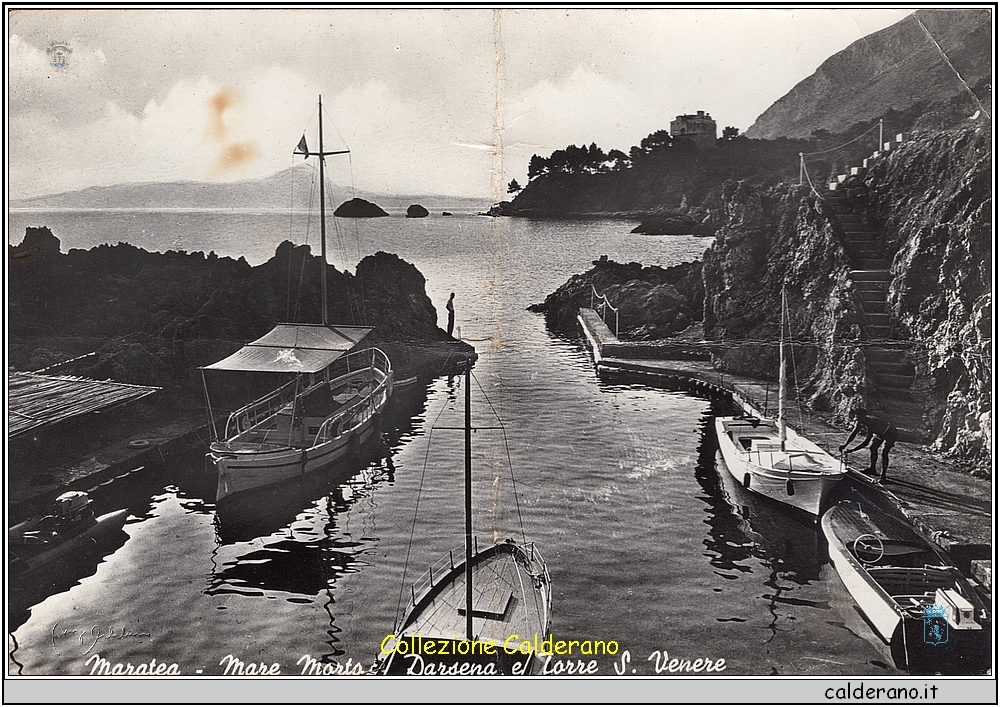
[446,292,456,337]
[839,408,898,483]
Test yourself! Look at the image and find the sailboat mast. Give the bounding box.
[778,288,787,451]
[464,362,474,640]
[318,96,328,326]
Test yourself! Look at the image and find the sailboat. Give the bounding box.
[201,97,393,505]
[714,289,844,517]
[377,363,552,676]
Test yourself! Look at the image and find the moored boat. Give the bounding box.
[715,289,844,517]
[9,492,129,575]
[201,97,393,505]
[715,415,845,517]
[822,499,990,672]
[376,363,551,676]
[203,333,392,504]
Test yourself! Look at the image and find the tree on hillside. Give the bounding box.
[722,126,740,141]
[528,154,548,180]
[507,178,522,194]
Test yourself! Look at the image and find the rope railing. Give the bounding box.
[590,284,620,338]
[799,119,894,198]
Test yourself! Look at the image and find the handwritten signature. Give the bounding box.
[51,622,151,654]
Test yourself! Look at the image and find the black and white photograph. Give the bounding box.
[5,5,994,699]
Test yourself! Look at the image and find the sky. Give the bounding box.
[7,7,914,201]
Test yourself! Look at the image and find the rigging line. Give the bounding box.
[801,121,882,157]
[286,152,298,322]
[347,152,368,326]
[294,166,318,322]
[786,298,805,431]
[470,370,528,546]
[914,15,991,119]
[392,393,453,632]
[800,156,824,201]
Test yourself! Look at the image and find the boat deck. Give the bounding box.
[403,548,547,646]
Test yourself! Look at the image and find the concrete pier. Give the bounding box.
[577,308,992,585]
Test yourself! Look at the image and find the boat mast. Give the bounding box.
[318,97,328,326]
[464,361,474,640]
[297,96,349,327]
[778,288,787,451]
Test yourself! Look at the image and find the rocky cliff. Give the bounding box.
[703,124,991,471]
[746,9,992,140]
[863,124,991,467]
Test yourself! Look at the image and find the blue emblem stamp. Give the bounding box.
[47,43,71,68]
[923,604,948,646]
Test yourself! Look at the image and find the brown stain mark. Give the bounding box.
[215,142,258,173]
[11,246,41,260]
[205,89,259,174]
[207,89,236,141]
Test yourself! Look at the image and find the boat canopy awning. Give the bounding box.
[202,324,372,374]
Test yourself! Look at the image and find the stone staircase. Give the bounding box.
[821,170,928,441]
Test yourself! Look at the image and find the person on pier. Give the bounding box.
[446,292,456,337]
[839,408,898,483]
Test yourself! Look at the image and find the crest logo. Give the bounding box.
[923,604,949,646]
[47,43,71,68]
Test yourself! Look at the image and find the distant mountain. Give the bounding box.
[11,164,488,214]
[745,9,992,140]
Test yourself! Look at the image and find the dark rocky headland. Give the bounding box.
[9,229,471,397]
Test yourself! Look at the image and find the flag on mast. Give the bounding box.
[294,135,309,157]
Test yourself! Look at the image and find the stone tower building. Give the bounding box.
[670,111,717,149]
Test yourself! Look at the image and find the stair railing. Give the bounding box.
[590,285,619,338]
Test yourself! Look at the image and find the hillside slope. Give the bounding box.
[746,9,991,139]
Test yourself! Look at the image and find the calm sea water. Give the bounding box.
[7,210,897,676]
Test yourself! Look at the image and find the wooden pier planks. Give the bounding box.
[8,371,159,437]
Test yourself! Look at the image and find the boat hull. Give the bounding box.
[822,501,991,672]
[211,410,380,503]
[379,540,552,676]
[10,509,129,575]
[715,416,844,517]
[208,348,392,504]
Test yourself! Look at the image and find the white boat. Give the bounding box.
[377,364,551,676]
[714,289,845,517]
[9,492,129,575]
[201,97,392,505]
[822,499,989,672]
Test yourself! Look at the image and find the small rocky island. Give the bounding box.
[406,204,429,218]
[334,197,389,217]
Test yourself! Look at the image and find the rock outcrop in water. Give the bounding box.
[334,198,389,217]
[406,204,429,218]
[8,232,468,389]
[528,257,703,339]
